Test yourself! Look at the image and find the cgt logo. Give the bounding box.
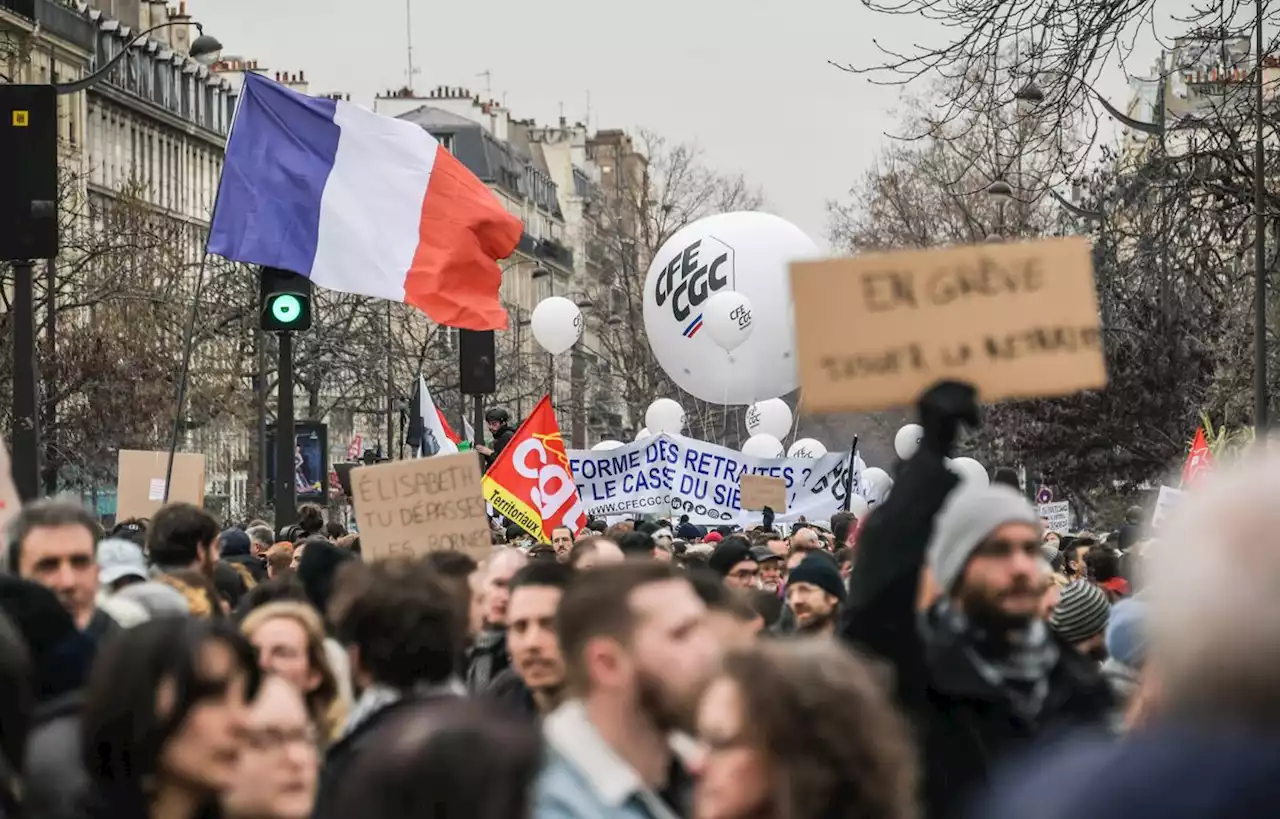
[654,237,733,337]
[513,433,587,533]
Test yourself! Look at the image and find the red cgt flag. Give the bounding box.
[1181,427,1214,487]
[481,396,587,541]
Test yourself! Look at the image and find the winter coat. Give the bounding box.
[839,450,1113,819]
[22,692,87,819]
[486,667,539,721]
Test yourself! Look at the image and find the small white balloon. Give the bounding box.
[847,494,870,518]
[745,398,793,440]
[702,290,755,353]
[894,424,924,460]
[530,296,583,355]
[644,398,686,435]
[591,440,624,452]
[950,457,989,486]
[741,433,784,458]
[787,438,828,459]
[634,427,652,442]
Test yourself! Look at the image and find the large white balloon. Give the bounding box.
[847,494,870,518]
[787,438,828,459]
[642,212,820,404]
[741,433,784,458]
[894,424,924,460]
[745,398,793,440]
[863,467,893,505]
[634,427,652,442]
[702,290,755,352]
[591,440,624,452]
[530,296,583,355]
[950,457,990,486]
[644,398,686,435]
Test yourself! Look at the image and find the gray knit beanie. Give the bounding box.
[927,484,1041,593]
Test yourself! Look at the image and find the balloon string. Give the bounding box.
[788,389,803,446]
[721,352,732,447]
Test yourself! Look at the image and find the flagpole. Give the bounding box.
[162,250,212,503]
[842,435,859,512]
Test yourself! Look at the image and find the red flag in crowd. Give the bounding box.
[481,396,587,541]
[1181,426,1214,486]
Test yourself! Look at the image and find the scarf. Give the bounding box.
[924,599,1060,722]
[465,627,507,693]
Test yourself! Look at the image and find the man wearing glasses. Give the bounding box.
[708,537,760,590]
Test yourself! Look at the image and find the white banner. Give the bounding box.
[567,433,854,525]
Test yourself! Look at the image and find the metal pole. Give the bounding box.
[163,252,210,502]
[274,331,296,532]
[1255,0,1269,430]
[385,300,395,459]
[11,260,40,501]
[42,257,56,495]
[472,392,485,450]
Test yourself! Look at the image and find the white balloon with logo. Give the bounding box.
[894,424,924,460]
[787,438,828,459]
[950,457,989,486]
[702,290,754,352]
[530,296,583,355]
[591,440,624,452]
[744,398,792,440]
[741,433,784,458]
[644,398,686,435]
[847,494,870,518]
[642,212,820,404]
[634,427,652,442]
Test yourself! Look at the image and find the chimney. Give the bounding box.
[299,70,305,82]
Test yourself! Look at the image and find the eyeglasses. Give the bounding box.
[728,567,759,580]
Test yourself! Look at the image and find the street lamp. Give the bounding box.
[1,19,223,500]
[985,178,1014,203]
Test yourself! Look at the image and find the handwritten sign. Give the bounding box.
[1038,501,1071,533]
[1151,485,1183,529]
[790,237,1106,413]
[740,474,787,512]
[351,451,491,563]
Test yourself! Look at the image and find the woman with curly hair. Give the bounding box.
[240,602,348,745]
[693,639,918,819]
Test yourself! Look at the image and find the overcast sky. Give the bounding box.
[195,0,1163,250]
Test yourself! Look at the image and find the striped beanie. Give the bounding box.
[1050,580,1111,644]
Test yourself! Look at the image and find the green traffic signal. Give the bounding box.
[271,294,303,324]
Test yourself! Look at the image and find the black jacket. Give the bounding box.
[839,451,1113,819]
[485,424,516,470]
[22,692,87,819]
[221,552,268,583]
[484,667,539,721]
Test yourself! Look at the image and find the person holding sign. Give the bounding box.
[838,382,1112,819]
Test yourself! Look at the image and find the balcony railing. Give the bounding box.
[0,0,96,52]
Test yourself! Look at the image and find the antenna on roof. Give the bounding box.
[405,0,420,92]
[477,69,492,95]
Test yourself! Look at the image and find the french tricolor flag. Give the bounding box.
[207,73,523,331]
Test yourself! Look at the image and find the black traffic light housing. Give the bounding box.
[259,266,312,332]
[0,84,58,261]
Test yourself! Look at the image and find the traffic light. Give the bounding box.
[259,267,312,332]
[0,84,57,261]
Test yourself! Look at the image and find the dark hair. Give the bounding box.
[504,523,525,543]
[587,518,607,534]
[246,525,274,547]
[834,548,855,566]
[424,550,479,581]
[0,576,96,701]
[326,699,541,819]
[233,573,310,622]
[617,531,655,558]
[688,569,757,621]
[333,558,462,688]
[147,503,219,570]
[830,511,857,547]
[510,561,574,594]
[6,500,99,574]
[324,521,348,540]
[490,530,506,545]
[0,611,32,778]
[992,467,1021,490]
[1085,546,1122,583]
[634,521,660,536]
[749,589,785,629]
[81,618,259,819]
[527,544,558,562]
[296,504,325,536]
[678,552,709,570]
[555,562,685,691]
[296,537,356,616]
[719,640,918,819]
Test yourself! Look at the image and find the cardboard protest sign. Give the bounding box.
[740,474,787,512]
[117,450,205,520]
[351,450,491,563]
[790,237,1106,413]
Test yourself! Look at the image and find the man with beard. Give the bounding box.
[147,502,220,577]
[488,562,574,718]
[750,546,785,593]
[840,382,1111,819]
[784,553,845,636]
[535,562,720,819]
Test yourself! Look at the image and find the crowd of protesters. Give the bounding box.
[0,380,1263,819]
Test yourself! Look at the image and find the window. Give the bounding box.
[437,133,454,153]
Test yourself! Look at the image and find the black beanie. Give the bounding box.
[708,541,754,577]
[0,576,96,701]
[297,538,356,616]
[788,553,846,602]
